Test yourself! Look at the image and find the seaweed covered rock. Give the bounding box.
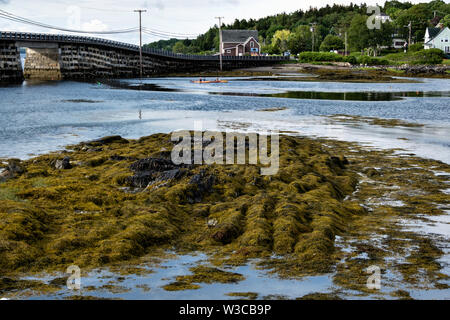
[0,133,363,277]
[55,157,72,170]
[125,157,186,188]
[0,159,26,181]
[84,135,129,146]
[188,170,216,203]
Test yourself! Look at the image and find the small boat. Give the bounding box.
[191,79,228,84]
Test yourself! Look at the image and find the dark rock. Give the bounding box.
[188,170,216,203]
[364,168,380,177]
[7,159,25,175]
[86,174,99,181]
[400,65,449,75]
[55,157,72,170]
[126,171,153,188]
[0,159,26,181]
[130,158,176,172]
[84,135,129,146]
[153,169,183,184]
[212,223,240,244]
[110,155,136,162]
[49,276,69,287]
[125,157,186,188]
[327,156,348,169]
[110,155,126,161]
[126,169,185,188]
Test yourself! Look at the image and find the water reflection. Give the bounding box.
[108,80,450,101]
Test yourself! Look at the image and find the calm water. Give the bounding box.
[0,77,449,162]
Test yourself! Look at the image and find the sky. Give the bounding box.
[0,0,425,44]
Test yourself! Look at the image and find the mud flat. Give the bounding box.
[0,132,448,299]
[237,63,450,81]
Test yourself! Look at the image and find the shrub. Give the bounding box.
[383,52,409,62]
[408,43,424,53]
[298,51,344,62]
[343,55,357,64]
[349,52,362,57]
[357,55,389,66]
[412,49,444,65]
[380,48,403,55]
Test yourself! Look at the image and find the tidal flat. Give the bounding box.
[0,131,448,300]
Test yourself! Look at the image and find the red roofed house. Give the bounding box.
[220,30,261,57]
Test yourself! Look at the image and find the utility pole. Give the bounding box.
[345,31,348,56]
[408,21,412,49]
[134,9,147,78]
[310,23,316,52]
[215,16,224,72]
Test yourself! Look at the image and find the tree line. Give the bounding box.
[144,1,450,56]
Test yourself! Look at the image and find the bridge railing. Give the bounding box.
[0,31,289,62]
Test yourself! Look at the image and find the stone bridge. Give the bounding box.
[0,31,288,83]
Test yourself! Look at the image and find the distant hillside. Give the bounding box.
[144,1,450,55]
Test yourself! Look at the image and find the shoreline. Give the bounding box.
[1,63,449,87]
[1,113,448,165]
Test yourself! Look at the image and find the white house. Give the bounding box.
[424,26,450,56]
[373,13,407,49]
[375,13,392,24]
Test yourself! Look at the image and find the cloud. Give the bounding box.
[0,0,10,4]
[141,1,165,11]
[208,0,240,6]
[82,19,108,32]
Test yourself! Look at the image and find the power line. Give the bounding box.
[0,9,139,34]
[0,9,201,46]
[142,30,178,40]
[143,28,197,39]
[144,27,198,37]
[0,9,199,39]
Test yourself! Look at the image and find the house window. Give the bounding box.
[226,50,231,53]
[250,41,254,48]
[445,46,450,53]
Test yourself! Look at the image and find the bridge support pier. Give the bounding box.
[0,42,23,84]
[23,47,62,81]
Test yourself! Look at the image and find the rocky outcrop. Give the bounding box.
[0,159,25,181]
[83,136,129,147]
[188,170,217,203]
[398,65,450,75]
[55,157,72,170]
[126,158,185,188]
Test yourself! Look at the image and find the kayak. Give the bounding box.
[191,80,228,84]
